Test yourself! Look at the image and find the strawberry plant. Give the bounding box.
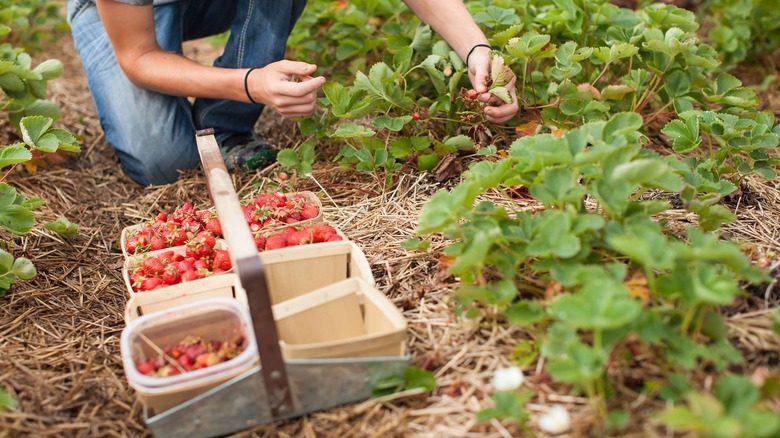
[698,0,780,71]
[416,112,770,423]
[0,24,80,297]
[657,374,780,437]
[1,0,66,50]
[285,0,778,190]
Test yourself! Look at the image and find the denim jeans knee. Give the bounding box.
[68,0,309,185]
[68,1,200,185]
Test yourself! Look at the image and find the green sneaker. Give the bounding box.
[219,133,277,172]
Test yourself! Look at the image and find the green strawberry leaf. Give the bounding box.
[12,257,36,280]
[43,217,79,239]
[0,144,33,169]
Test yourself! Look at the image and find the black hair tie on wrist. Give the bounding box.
[244,68,260,105]
[466,43,492,69]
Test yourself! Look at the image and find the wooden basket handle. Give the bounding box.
[195,128,293,417]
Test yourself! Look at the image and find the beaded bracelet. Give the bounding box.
[466,43,492,69]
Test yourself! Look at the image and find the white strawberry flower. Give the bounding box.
[491,366,524,391]
[538,405,571,435]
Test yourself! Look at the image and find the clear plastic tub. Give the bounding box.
[121,297,258,413]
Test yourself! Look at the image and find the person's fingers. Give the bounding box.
[483,85,518,124]
[276,75,326,97]
[467,48,492,93]
[277,101,318,118]
[274,60,318,77]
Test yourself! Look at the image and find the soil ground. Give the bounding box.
[0,18,779,438]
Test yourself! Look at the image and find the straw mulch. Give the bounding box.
[1,31,779,438]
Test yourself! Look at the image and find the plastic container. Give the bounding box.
[121,297,258,414]
[272,277,407,359]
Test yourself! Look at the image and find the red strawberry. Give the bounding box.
[135,235,149,252]
[272,192,287,207]
[177,354,193,371]
[177,260,195,272]
[156,212,168,223]
[142,257,165,276]
[126,236,139,254]
[287,230,312,246]
[254,194,276,208]
[158,250,176,262]
[196,209,211,223]
[181,217,202,234]
[172,202,195,221]
[186,236,213,259]
[300,205,319,220]
[243,205,259,223]
[136,359,156,375]
[212,250,232,271]
[254,235,267,251]
[140,277,163,291]
[181,270,200,282]
[326,235,344,242]
[265,234,287,250]
[171,229,188,246]
[196,231,217,249]
[193,259,210,271]
[205,217,222,236]
[312,224,337,242]
[161,265,181,285]
[279,227,296,240]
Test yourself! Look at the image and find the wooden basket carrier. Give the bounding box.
[140,130,409,438]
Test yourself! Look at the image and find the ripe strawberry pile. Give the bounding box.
[127,232,232,292]
[124,192,320,256]
[254,224,343,251]
[135,335,245,377]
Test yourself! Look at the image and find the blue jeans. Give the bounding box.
[67,0,307,185]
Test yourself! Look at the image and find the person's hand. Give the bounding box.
[467,47,519,124]
[246,61,326,118]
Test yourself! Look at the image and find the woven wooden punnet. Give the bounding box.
[274,277,407,359]
[124,239,374,323]
[135,130,409,437]
[119,191,323,259]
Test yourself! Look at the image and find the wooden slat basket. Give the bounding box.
[126,129,409,437]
